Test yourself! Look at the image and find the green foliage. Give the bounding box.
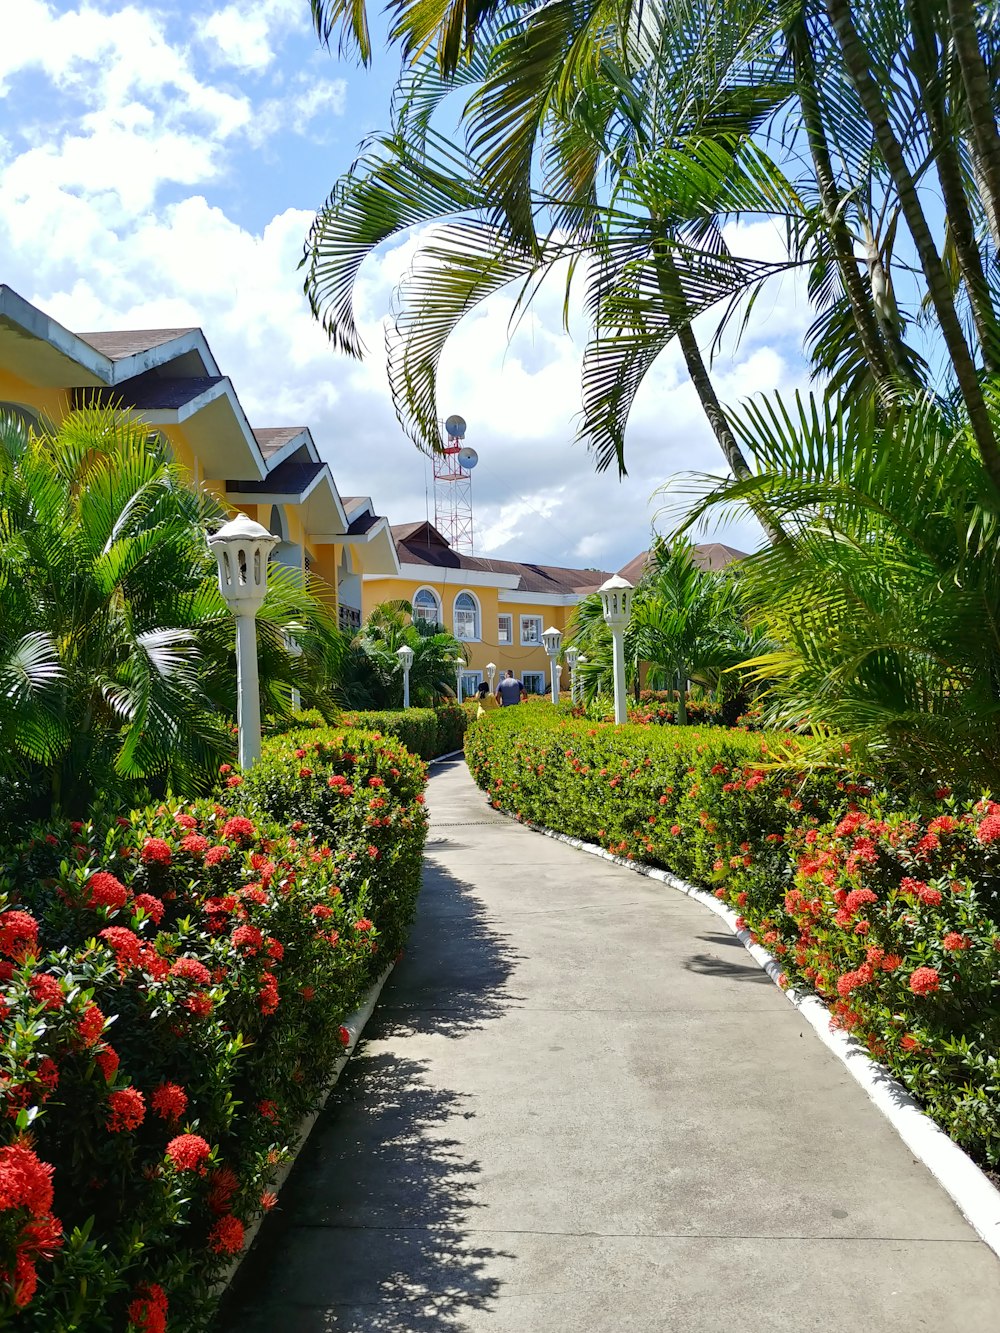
[338,601,466,710]
[342,708,439,760]
[0,726,427,1325]
[465,709,1000,1165]
[0,407,342,821]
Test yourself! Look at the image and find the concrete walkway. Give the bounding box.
[217,759,1000,1332]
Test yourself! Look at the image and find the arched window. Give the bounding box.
[412,587,442,627]
[454,590,480,641]
[0,402,42,434]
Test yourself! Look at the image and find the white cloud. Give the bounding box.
[200,0,308,73]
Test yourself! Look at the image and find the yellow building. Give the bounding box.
[0,284,399,621]
[363,521,611,698]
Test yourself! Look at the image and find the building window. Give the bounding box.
[454,591,480,641]
[497,614,512,645]
[339,604,361,633]
[458,670,482,702]
[520,615,542,646]
[522,671,545,694]
[0,402,41,434]
[413,587,442,626]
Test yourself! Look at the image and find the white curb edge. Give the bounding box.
[511,812,1000,1262]
[213,961,395,1297]
[428,748,465,765]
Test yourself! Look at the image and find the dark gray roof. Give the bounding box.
[73,376,224,411]
[253,427,308,458]
[77,329,198,360]
[228,456,325,497]
[391,521,610,594]
[346,509,383,537]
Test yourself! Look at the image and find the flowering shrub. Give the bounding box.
[0,726,427,1327]
[465,710,1000,1167]
[340,709,439,760]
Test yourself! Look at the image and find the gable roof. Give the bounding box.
[78,329,198,360]
[617,543,748,583]
[390,522,610,595]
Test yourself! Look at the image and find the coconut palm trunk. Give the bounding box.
[947,0,1000,252]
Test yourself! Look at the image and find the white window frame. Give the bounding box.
[459,670,482,703]
[453,590,481,642]
[497,614,513,646]
[520,614,543,646]
[412,586,442,626]
[522,671,545,695]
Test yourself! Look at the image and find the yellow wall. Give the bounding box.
[362,574,578,683]
[0,368,69,425]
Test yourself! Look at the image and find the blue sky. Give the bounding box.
[0,0,816,570]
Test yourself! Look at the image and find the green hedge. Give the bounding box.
[0,726,426,1327]
[465,710,1000,1167]
[343,703,470,761]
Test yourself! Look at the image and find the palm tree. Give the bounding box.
[673,386,1000,785]
[0,407,339,815]
[343,600,467,707]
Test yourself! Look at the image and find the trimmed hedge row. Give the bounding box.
[341,703,469,761]
[465,710,1000,1168]
[0,726,427,1328]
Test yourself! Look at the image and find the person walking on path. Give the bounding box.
[495,669,526,707]
[476,680,499,719]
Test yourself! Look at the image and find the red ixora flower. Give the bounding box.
[355,918,373,933]
[231,924,264,955]
[843,887,877,915]
[180,833,211,858]
[28,972,64,1011]
[127,1282,169,1333]
[0,1143,55,1216]
[909,966,941,996]
[208,1213,245,1255]
[76,1002,106,1048]
[151,1082,188,1123]
[166,1133,211,1173]
[0,909,39,962]
[107,1086,146,1133]
[170,956,212,986]
[85,871,129,911]
[204,845,230,866]
[140,838,172,867]
[132,893,164,924]
[942,932,971,952]
[222,817,256,843]
[258,1099,279,1122]
[99,926,142,973]
[207,1164,239,1214]
[94,1045,119,1083]
[338,1025,351,1047]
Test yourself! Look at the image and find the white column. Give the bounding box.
[611,628,627,725]
[235,614,263,769]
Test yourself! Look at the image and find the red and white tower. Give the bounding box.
[433,414,478,553]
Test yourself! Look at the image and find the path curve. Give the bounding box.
[217,759,1000,1332]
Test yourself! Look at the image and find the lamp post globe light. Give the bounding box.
[208,513,280,770]
[541,625,563,704]
[598,575,634,724]
[485,661,497,694]
[396,644,415,709]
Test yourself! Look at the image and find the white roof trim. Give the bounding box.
[498,589,588,606]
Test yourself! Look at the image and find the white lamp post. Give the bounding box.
[576,654,588,704]
[541,625,563,704]
[564,645,579,702]
[554,662,562,697]
[454,655,465,702]
[396,644,414,709]
[282,632,303,713]
[208,514,280,769]
[599,575,634,724]
[485,661,497,696]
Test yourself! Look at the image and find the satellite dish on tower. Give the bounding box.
[445,414,467,439]
[457,446,478,470]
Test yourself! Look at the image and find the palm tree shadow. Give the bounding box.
[371,860,525,1040]
[682,931,773,983]
[215,1052,513,1332]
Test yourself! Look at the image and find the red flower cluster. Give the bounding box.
[0,1144,63,1310]
[28,972,64,1011]
[170,956,212,985]
[107,1087,146,1133]
[221,817,256,844]
[141,838,172,866]
[166,1133,211,1173]
[151,1082,188,1123]
[908,966,941,996]
[132,893,164,924]
[207,1213,244,1255]
[0,910,39,962]
[127,1281,168,1333]
[86,872,129,910]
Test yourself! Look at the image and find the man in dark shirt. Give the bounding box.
[496,670,526,706]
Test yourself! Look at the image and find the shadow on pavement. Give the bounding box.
[215,1051,511,1332]
[682,931,773,983]
[372,861,524,1041]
